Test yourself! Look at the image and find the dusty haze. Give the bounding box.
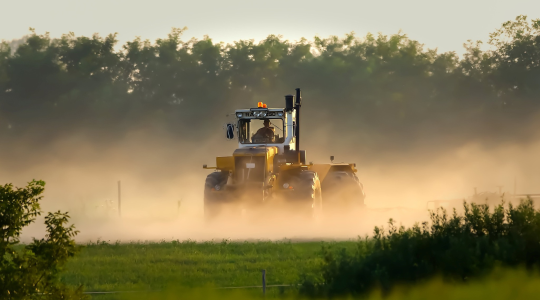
[2,15,540,243]
[4,116,540,243]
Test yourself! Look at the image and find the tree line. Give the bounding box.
[0,16,539,152]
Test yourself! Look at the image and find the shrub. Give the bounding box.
[302,199,540,297]
[0,180,86,299]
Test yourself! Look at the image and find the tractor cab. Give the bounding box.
[233,101,296,155]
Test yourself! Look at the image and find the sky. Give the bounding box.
[1,0,539,55]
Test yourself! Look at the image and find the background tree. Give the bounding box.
[0,15,539,155]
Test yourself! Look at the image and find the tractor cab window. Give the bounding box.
[239,118,284,144]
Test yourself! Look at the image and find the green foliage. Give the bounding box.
[301,199,540,297]
[0,180,43,245]
[1,15,539,151]
[0,180,85,300]
[56,234,540,300]
[72,268,540,300]
[489,16,540,103]
[61,240,354,293]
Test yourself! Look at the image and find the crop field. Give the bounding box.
[60,240,540,300]
[61,240,356,298]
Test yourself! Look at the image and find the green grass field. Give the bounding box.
[78,270,540,300]
[61,240,356,298]
[61,239,540,300]
[62,198,540,300]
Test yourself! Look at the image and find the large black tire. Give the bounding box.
[204,171,228,221]
[322,171,365,212]
[293,171,323,218]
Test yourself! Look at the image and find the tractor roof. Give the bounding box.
[235,108,284,113]
[235,108,285,118]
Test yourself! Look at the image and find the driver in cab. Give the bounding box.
[253,119,274,142]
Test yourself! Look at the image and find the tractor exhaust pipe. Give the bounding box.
[295,88,302,162]
[285,95,294,111]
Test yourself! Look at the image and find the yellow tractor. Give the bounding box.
[203,88,365,219]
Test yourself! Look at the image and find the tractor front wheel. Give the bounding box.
[203,171,228,221]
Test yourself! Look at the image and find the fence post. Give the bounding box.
[262,269,266,296]
[177,198,182,217]
[118,181,121,217]
[514,176,517,197]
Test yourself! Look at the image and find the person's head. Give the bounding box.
[263,119,270,127]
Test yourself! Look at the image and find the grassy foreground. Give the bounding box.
[64,257,540,300]
[61,236,540,300]
[61,200,540,299]
[61,240,355,297]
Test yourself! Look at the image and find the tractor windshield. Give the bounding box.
[239,118,284,144]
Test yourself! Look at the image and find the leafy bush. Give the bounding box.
[0,180,86,299]
[301,199,540,297]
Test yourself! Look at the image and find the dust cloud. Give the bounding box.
[4,123,540,243]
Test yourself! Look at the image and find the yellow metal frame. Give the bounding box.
[216,156,235,171]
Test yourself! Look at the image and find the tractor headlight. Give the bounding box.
[236,112,243,118]
[277,112,284,117]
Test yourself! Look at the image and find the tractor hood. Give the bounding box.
[233,146,278,157]
[232,147,278,183]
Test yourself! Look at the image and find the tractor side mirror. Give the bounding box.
[226,123,235,140]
